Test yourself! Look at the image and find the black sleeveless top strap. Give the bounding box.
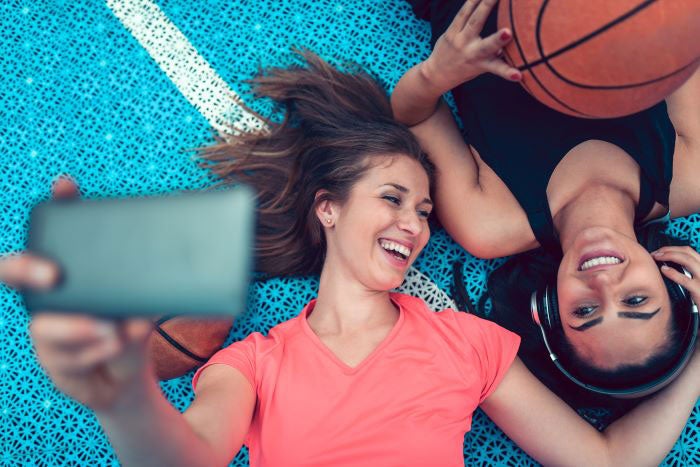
[406,0,676,253]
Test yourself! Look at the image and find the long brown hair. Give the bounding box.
[197,51,433,276]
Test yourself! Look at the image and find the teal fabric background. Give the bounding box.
[2,0,698,465]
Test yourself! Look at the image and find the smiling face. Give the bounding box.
[557,227,672,370]
[319,155,432,292]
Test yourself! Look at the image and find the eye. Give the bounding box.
[417,209,431,219]
[573,305,597,318]
[382,195,401,205]
[623,295,648,306]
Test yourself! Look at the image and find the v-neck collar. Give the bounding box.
[299,293,405,375]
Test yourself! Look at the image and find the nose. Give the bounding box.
[397,209,423,236]
[588,269,621,289]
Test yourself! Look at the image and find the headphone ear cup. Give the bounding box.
[544,284,563,333]
[531,287,548,328]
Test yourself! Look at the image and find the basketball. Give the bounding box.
[498,0,700,118]
[148,316,233,380]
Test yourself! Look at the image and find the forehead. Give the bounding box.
[358,155,430,193]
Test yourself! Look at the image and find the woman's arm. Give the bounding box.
[0,178,254,466]
[392,0,536,258]
[481,356,698,467]
[28,308,256,467]
[96,364,255,467]
[409,102,537,258]
[392,0,520,126]
[668,65,700,217]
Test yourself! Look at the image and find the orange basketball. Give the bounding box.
[498,0,700,118]
[148,316,233,380]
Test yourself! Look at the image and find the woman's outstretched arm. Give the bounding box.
[27,308,256,467]
[391,0,536,258]
[1,248,254,465]
[481,354,698,467]
[95,363,255,467]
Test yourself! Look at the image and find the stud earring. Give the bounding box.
[326,218,332,224]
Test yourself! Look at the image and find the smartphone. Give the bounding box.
[24,186,255,317]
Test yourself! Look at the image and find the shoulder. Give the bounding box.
[392,292,520,347]
[224,315,303,358]
[192,313,304,390]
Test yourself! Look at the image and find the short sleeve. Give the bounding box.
[192,333,260,392]
[456,313,521,403]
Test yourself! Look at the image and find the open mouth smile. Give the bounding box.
[578,255,623,271]
[379,239,412,262]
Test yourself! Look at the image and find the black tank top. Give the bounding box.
[407,0,676,252]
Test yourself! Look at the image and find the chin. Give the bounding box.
[386,272,409,290]
[369,273,406,292]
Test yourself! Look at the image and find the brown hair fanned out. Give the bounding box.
[197,51,432,277]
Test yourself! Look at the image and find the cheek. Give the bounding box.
[417,228,430,253]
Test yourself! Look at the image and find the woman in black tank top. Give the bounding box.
[394,0,700,420]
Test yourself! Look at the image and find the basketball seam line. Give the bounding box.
[508,0,588,116]
[520,0,657,72]
[155,325,209,362]
[533,0,696,91]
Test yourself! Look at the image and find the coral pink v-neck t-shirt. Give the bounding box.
[193,293,520,466]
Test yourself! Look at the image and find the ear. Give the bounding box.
[314,190,336,227]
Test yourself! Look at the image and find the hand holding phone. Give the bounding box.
[24,185,254,317]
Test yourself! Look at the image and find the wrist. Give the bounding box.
[418,59,452,96]
[420,57,479,95]
[94,366,161,420]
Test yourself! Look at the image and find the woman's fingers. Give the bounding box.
[0,175,78,291]
[31,314,119,375]
[483,58,522,82]
[451,0,480,32]
[31,314,152,379]
[51,175,80,199]
[660,264,699,297]
[654,246,700,299]
[31,314,115,349]
[0,253,61,290]
[478,28,513,58]
[653,246,700,277]
[464,0,498,35]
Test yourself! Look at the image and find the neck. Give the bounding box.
[309,259,397,335]
[554,184,637,253]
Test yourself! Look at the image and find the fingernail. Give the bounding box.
[510,72,521,81]
[500,30,511,41]
[30,263,55,286]
[661,264,670,270]
[653,251,663,257]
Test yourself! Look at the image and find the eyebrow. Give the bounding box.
[618,308,661,320]
[569,317,603,332]
[568,307,661,332]
[381,183,433,206]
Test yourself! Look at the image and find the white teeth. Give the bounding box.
[580,256,622,271]
[379,240,412,258]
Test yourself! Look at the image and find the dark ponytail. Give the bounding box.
[197,51,432,276]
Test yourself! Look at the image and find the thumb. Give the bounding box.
[51,175,80,199]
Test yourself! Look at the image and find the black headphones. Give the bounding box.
[530,265,698,398]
